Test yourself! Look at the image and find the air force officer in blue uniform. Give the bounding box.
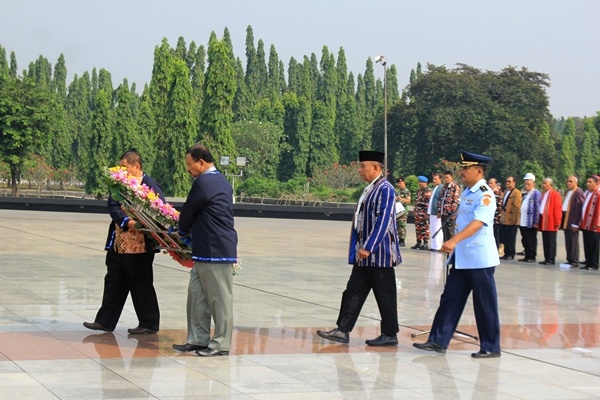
[413,151,501,358]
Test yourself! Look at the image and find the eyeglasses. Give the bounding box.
[566,180,573,183]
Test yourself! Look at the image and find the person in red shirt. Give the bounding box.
[538,178,563,265]
[578,175,600,270]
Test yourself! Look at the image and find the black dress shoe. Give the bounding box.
[517,251,525,256]
[412,341,446,353]
[365,334,398,346]
[316,328,349,344]
[410,243,422,250]
[196,348,229,357]
[499,255,514,260]
[518,258,535,263]
[83,321,113,332]
[127,326,158,334]
[471,350,501,358]
[173,343,208,352]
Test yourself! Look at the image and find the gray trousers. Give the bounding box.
[186,262,233,351]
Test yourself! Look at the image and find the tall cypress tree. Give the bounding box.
[577,118,600,180]
[337,73,360,164]
[557,118,577,185]
[233,57,252,121]
[66,72,92,179]
[387,64,400,107]
[85,88,113,195]
[255,39,268,99]
[135,86,157,175]
[160,58,197,196]
[280,92,311,180]
[308,100,338,176]
[199,34,237,160]
[48,54,71,170]
[174,36,187,61]
[267,44,282,95]
[9,51,17,77]
[0,45,7,77]
[186,41,197,71]
[113,79,138,156]
[190,44,206,120]
[287,57,300,93]
[355,74,369,149]
[244,25,258,118]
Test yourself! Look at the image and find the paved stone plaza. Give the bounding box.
[1,209,599,399]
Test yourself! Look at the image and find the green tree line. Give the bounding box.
[1,26,599,197]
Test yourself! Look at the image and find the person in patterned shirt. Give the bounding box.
[395,176,411,247]
[437,171,461,241]
[488,178,504,250]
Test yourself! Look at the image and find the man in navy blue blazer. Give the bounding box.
[173,145,238,357]
[317,150,402,347]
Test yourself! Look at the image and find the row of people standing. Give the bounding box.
[498,173,600,270]
[402,171,461,251]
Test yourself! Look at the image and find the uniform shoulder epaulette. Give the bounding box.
[480,185,488,192]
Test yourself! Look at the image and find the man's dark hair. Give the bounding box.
[432,172,443,180]
[443,170,453,177]
[397,176,404,183]
[119,149,143,169]
[187,144,214,163]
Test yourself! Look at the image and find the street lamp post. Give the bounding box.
[219,156,247,204]
[375,55,388,178]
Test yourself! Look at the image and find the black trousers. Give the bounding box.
[519,226,538,260]
[442,215,456,241]
[95,251,160,331]
[582,229,600,269]
[563,228,580,265]
[336,265,398,336]
[500,225,518,257]
[541,231,557,263]
[493,224,501,249]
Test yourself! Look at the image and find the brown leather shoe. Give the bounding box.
[127,326,158,334]
[83,321,113,332]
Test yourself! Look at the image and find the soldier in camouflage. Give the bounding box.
[412,176,431,250]
[395,177,411,247]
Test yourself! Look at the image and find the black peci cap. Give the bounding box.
[359,150,385,164]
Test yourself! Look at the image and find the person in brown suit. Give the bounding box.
[561,175,585,267]
[499,176,522,260]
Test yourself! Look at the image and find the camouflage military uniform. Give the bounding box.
[414,187,431,242]
[396,187,411,241]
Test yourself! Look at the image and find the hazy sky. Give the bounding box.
[1,0,598,118]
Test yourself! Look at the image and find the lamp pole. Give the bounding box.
[376,55,388,177]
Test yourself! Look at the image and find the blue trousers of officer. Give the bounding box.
[428,267,500,353]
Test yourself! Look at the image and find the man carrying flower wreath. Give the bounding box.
[172,144,238,357]
[83,150,162,335]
